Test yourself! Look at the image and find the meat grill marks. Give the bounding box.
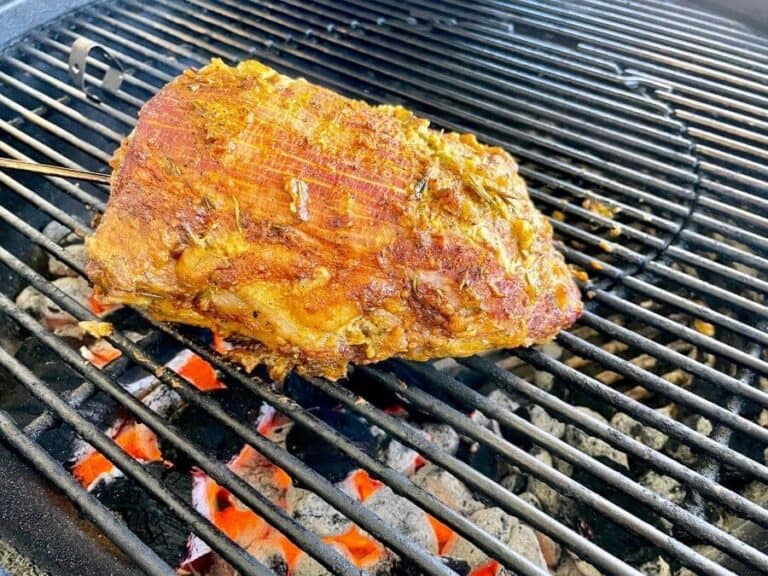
[85,59,582,380]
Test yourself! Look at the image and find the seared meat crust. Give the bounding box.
[86,59,582,380]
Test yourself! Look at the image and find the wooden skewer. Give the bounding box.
[0,158,111,184]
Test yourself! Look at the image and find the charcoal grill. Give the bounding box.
[1,0,768,575]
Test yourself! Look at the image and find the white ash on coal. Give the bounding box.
[16,276,91,339]
[485,389,522,416]
[639,555,672,576]
[610,412,668,452]
[383,428,428,476]
[421,422,460,456]
[48,243,87,277]
[564,408,629,471]
[554,553,602,576]
[639,471,685,505]
[287,488,351,537]
[535,530,561,569]
[364,487,438,554]
[500,466,527,494]
[524,449,562,516]
[450,507,547,573]
[411,464,484,517]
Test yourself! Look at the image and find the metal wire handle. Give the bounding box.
[0,158,111,184]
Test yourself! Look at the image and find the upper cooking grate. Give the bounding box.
[0,1,767,575]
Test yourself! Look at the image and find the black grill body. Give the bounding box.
[1,1,768,576]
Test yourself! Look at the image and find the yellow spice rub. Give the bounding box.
[86,59,582,380]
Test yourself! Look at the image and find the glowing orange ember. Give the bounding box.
[87,292,120,316]
[325,525,384,568]
[273,466,292,490]
[384,404,408,416]
[348,469,384,502]
[427,515,457,555]
[211,333,232,354]
[80,339,122,368]
[256,407,290,437]
[273,533,302,570]
[230,445,292,492]
[204,481,270,544]
[177,353,226,391]
[72,421,162,489]
[469,560,501,576]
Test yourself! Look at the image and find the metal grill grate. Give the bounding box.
[0,1,767,575]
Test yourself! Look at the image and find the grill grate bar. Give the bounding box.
[2,1,767,574]
[699,179,768,217]
[0,409,176,576]
[75,8,702,222]
[388,360,768,574]
[0,69,125,142]
[459,355,768,530]
[4,180,756,572]
[2,55,136,126]
[0,329,278,576]
[0,192,643,574]
[642,260,768,319]
[148,0,700,184]
[518,343,768,484]
[0,128,107,210]
[579,44,768,113]
[569,0,763,40]
[141,318,553,575]
[696,197,768,234]
[532,0,768,55]
[687,118,768,153]
[590,290,768,377]
[0,92,111,164]
[6,190,766,521]
[699,162,768,197]
[580,311,768,408]
[305,371,644,576]
[461,0,768,77]
[679,227,768,272]
[87,12,211,67]
[460,5,768,93]
[0,247,461,576]
[689,211,768,254]
[106,6,240,61]
[0,170,91,235]
[0,118,105,183]
[217,0,690,143]
[538,182,768,279]
[698,147,768,183]
[553,218,768,321]
[658,91,768,134]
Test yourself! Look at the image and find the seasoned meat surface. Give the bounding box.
[86,59,582,380]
